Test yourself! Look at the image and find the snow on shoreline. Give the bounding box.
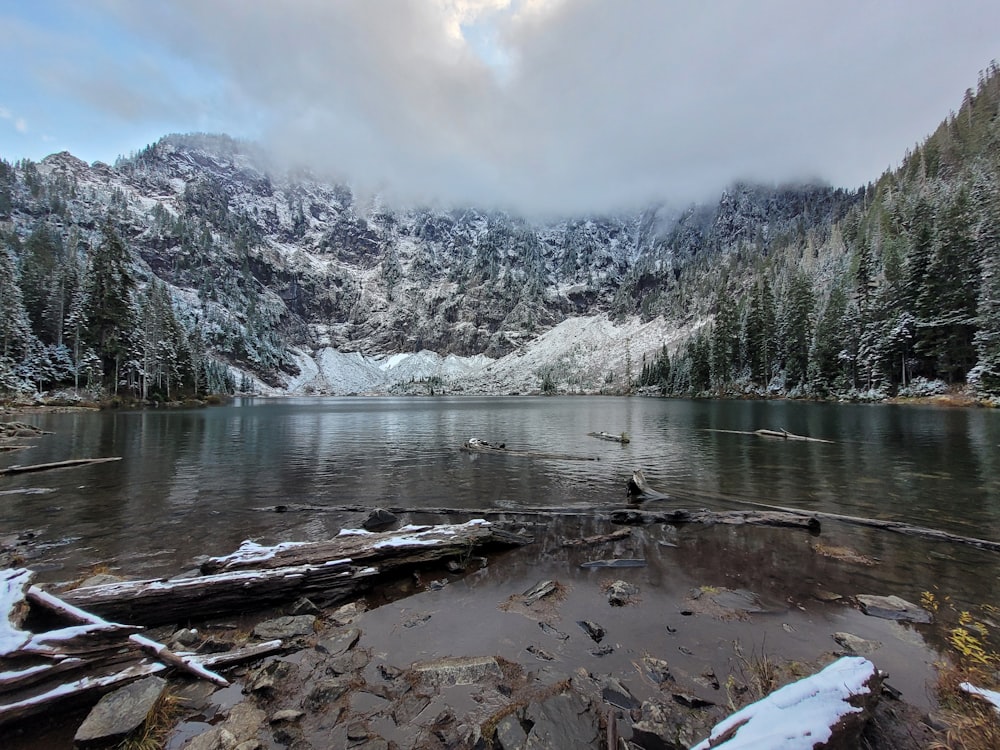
[262,314,695,396]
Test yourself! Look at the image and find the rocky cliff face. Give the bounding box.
[2,133,853,392]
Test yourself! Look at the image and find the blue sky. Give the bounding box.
[2,1,999,214]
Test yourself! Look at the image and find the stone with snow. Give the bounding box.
[690,656,881,750]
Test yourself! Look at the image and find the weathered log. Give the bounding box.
[27,586,230,686]
[0,659,168,727]
[706,428,835,444]
[672,487,1000,554]
[587,431,630,444]
[460,440,599,461]
[560,528,632,547]
[0,573,284,727]
[626,470,670,501]
[64,521,531,625]
[0,457,122,476]
[201,519,532,575]
[610,508,822,533]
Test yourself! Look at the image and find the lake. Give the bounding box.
[3,395,1000,606]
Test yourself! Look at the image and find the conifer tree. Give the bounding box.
[85,220,137,391]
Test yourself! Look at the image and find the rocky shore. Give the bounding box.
[4,511,957,750]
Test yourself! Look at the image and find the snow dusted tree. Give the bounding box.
[0,242,37,391]
[973,190,1000,393]
[85,219,137,392]
[137,279,185,399]
[777,271,815,390]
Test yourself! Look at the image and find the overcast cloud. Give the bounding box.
[24,1,1000,214]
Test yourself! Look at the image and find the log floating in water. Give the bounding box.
[653,482,1000,554]
[706,428,834,444]
[0,457,122,476]
[610,508,822,533]
[587,431,630,444]
[460,440,599,461]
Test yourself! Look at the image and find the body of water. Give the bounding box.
[2,396,999,605]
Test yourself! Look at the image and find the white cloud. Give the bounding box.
[0,106,28,133]
[76,1,1000,214]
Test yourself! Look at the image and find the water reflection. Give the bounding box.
[1,397,998,603]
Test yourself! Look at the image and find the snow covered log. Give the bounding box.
[0,569,282,727]
[690,656,881,750]
[63,521,530,625]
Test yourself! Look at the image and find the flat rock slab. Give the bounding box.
[856,594,931,623]
[833,632,882,655]
[711,588,770,614]
[75,675,167,745]
[521,688,602,749]
[316,626,362,656]
[181,702,265,750]
[253,614,317,639]
[412,655,503,687]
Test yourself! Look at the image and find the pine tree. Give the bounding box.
[744,276,776,386]
[778,272,815,389]
[85,220,137,392]
[0,242,37,391]
[973,194,1000,392]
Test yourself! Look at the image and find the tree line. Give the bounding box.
[638,63,1000,399]
[1,215,236,400]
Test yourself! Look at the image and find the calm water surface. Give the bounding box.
[3,396,999,603]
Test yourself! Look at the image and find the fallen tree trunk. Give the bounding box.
[610,508,822,533]
[706,428,835,444]
[587,431,630,444]
[460,440,599,461]
[1,569,268,727]
[0,457,122,476]
[64,521,532,625]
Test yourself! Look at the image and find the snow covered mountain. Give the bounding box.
[1,133,853,395]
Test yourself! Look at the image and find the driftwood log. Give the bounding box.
[629,473,1000,554]
[706,428,835,444]
[626,470,670,501]
[587,431,630,444]
[460,440,599,461]
[0,457,122,476]
[0,568,273,727]
[62,521,532,625]
[610,508,822,533]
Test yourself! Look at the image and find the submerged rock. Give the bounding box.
[856,595,931,623]
[577,619,606,643]
[362,508,398,531]
[833,632,882,655]
[412,655,503,686]
[606,580,640,606]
